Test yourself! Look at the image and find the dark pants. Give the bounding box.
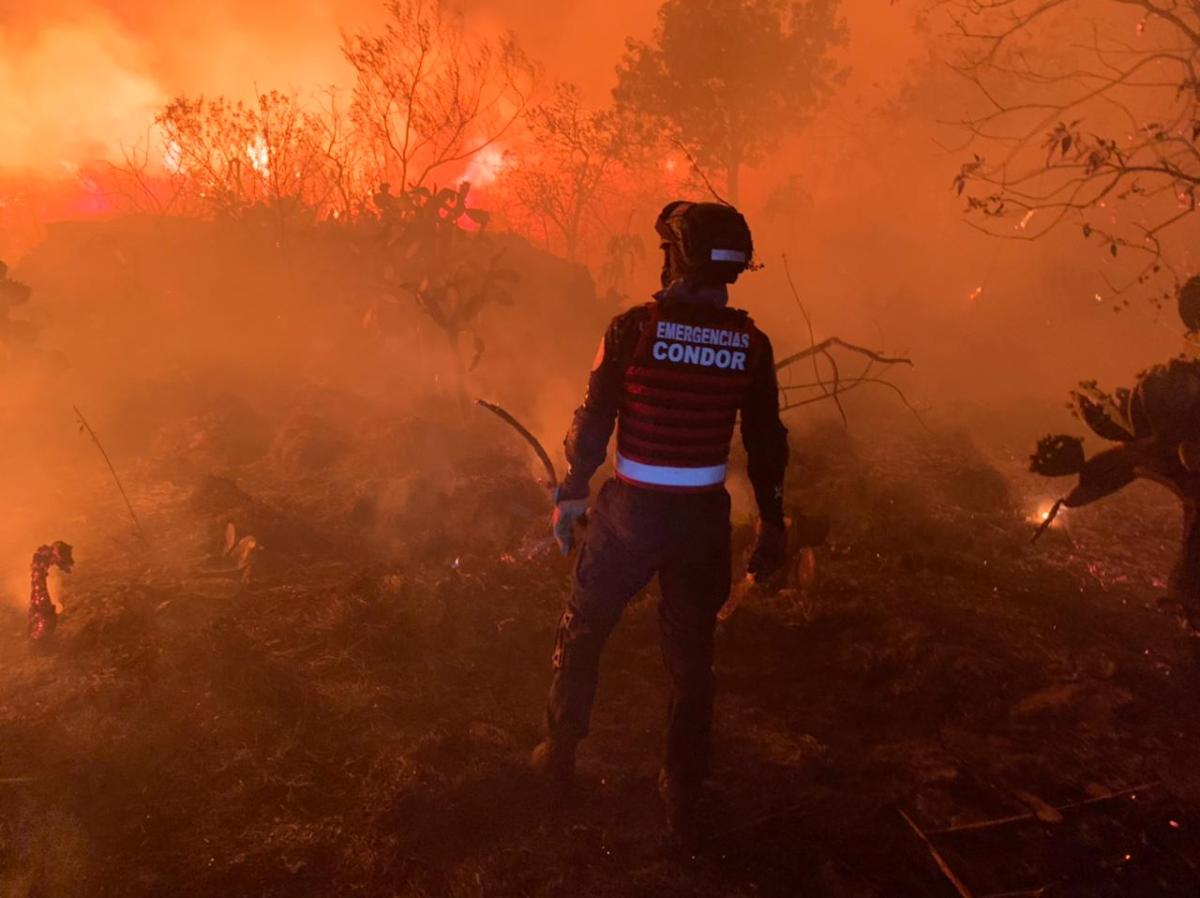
[546,478,732,787]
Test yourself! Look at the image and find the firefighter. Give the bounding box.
[531,201,791,843]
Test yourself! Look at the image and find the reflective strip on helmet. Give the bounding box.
[615,453,727,488]
[711,249,746,262]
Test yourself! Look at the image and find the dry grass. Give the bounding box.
[0,406,1198,898]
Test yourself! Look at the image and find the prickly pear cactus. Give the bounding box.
[1128,358,1200,443]
[1179,275,1200,335]
[1030,278,1200,635]
[1030,435,1086,477]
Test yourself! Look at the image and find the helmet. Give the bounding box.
[655,201,754,287]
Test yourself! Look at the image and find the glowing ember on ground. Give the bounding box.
[1030,501,1064,526]
[968,285,984,301]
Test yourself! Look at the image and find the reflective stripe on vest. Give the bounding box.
[615,452,727,489]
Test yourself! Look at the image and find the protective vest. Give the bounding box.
[616,301,759,491]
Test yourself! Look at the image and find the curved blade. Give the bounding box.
[475,398,558,491]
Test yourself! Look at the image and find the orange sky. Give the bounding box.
[0,0,922,171]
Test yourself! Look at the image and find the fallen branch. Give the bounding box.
[1030,498,1066,544]
[927,782,1159,837]
[772,298,923,428]
[73,405,147,543]
[775,337,914,372]
[782,255,844,425]
[899,807,976,898]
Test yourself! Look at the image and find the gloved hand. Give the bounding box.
[747,520,788,584]
[552,495,589,556]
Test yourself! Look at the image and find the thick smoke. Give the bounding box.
[1,0,918,168]
[0,0,1191,577]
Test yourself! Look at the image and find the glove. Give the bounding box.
[552,496,589,556]
[747,520,788,584]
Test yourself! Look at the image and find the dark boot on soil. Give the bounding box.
[529,738,577,786]
[658,768,702,854]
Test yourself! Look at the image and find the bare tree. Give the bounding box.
[500,83,650,262]
[310,88,372,220]
[943,0,1200,302]
[98,129,190,217]
[774,257,919,424]
[155,90,336,228]
[342,0,537,194]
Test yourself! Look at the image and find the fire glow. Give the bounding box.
[1030,500,1064,528]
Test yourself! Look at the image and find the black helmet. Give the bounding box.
[655,201,754,286]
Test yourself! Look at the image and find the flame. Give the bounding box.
[164,140,183,174]
[1030,500,1064,527]
[247,135,270,177]
[463,146,504,187]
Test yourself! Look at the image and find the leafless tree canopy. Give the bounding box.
[342,0,537,193]
[500,83,651,262]
[943,0,1200,298]
[154,91,350,226]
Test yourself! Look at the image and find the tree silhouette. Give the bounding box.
[942,0,1200,303]
[501,83,651,262]
[342,0,536,194]
[613,0,846,204]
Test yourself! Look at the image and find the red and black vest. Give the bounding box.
[616,301,760,491]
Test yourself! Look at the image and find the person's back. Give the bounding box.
[532,201,793,846]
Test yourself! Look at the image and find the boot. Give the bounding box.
[530,738,577,784]
[658,768,701,851]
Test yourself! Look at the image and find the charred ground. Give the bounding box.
[1,217,1199,897]
[2,380,1199,896]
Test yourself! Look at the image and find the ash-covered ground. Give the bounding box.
[1,221,1199,898]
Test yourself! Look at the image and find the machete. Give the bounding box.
[475,398,559,492]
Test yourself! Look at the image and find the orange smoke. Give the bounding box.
[0,12,161,169]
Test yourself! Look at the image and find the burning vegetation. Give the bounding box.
[1,0,1200,896]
